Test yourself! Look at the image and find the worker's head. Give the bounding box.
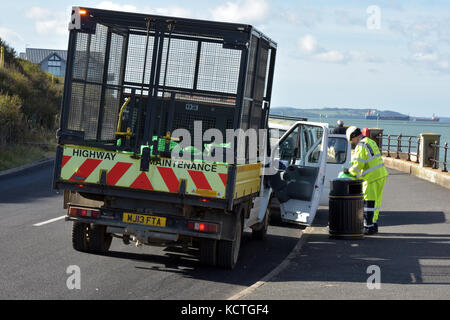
[346,126,363,145]
[337,120,344,127]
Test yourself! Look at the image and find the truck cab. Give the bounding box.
[247,118,351,228]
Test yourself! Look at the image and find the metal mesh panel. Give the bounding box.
[197,42,241,94]
[107,33,124,85]
[250,101,262,130]
[86,24,108,83]
[67,82,84,131]
[68,83,102,139]
[241,99,251,131]
[72,25,108,83]
[82,84,102,140]
[101,89,121,140]
[172,112,216,135]
[125,34,154,85]
[100,33,125,141]
[159,38,197,89]
[254,46,268,102]
[226,119,234,129]
[245,36,258,98]
[68,24,109,138]
[72,33,89,81]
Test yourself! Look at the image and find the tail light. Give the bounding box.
[187,221,218,233]
[68,207,100,218]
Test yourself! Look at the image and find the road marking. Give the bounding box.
[227,227,313,300]
[33,216,66,227]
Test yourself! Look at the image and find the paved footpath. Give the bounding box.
[242,168,450,300]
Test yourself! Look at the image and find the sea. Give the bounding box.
[308,117,450,145]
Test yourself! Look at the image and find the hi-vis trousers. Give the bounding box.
[362,177,387,227]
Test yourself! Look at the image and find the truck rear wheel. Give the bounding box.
[72,222,90,252]
[217,210,242,269]
[88,224,112,254]
[72,222,112,254]
[199,239,217,266]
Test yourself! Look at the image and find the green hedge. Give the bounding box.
[0,37,63,148]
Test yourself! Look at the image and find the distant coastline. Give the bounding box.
[271,107,450,123]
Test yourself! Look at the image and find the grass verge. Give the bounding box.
[0,144,55,171]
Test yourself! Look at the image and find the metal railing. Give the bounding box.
[380,133,448,172]
[380,134,420,163]
[430,142,449,172]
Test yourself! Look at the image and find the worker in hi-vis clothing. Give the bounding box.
[344,127,389,235]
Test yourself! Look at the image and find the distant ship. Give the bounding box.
[413,114,440,122]
[365,110,410,121]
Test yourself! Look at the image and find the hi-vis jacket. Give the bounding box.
[349,137,389,183]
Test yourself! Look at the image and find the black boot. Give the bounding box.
[364,223,378,235]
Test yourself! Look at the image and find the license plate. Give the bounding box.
[122,213,167,227]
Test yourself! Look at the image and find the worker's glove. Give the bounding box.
[343,167,350,174]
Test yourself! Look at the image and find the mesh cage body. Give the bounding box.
[60,8,277,156]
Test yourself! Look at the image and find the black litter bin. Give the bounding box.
[328,178,364,239]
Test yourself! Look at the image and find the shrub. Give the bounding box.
[0,37,62,149]
[0,93,25,145]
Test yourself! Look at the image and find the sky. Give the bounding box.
[1,0,450,117]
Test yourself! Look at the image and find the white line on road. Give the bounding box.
[33,216,66,227]
[227,227,313,300]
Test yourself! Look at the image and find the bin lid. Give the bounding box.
[330,178,364,196]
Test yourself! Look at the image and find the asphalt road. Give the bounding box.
[242,168,450,300]
[0,161,302,300]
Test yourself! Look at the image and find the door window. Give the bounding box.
[278,127,299,165]
[301,125,324,167]
[326,137,347,164]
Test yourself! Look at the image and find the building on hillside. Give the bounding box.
[19,48,67,77]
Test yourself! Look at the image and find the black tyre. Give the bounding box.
[199,239,217,266]
[72,222,90,252]
[217,210,243,269]
[88,224,112,254]
[252,208,270,240]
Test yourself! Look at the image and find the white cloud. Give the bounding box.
[151,7,193,18]
[96,1,138,13]
[96,1,138,12]
[25,6,68,36]
[297,34,383,65]
[96,2,194,19]
[210,0,269,24]
[25,7,51,19]
[313,50,346,63]
[283,8,322,28]
[405,40,450,73]
[334,9,365,27]
[435,59,449,71]
[0,27,24,43]
[298,34,317,54]
[411,52,439,62]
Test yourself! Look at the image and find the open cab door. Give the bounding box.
[269,122,328,226]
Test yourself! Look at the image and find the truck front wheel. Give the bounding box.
[217,209,243,269]
[252,207,270,240]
